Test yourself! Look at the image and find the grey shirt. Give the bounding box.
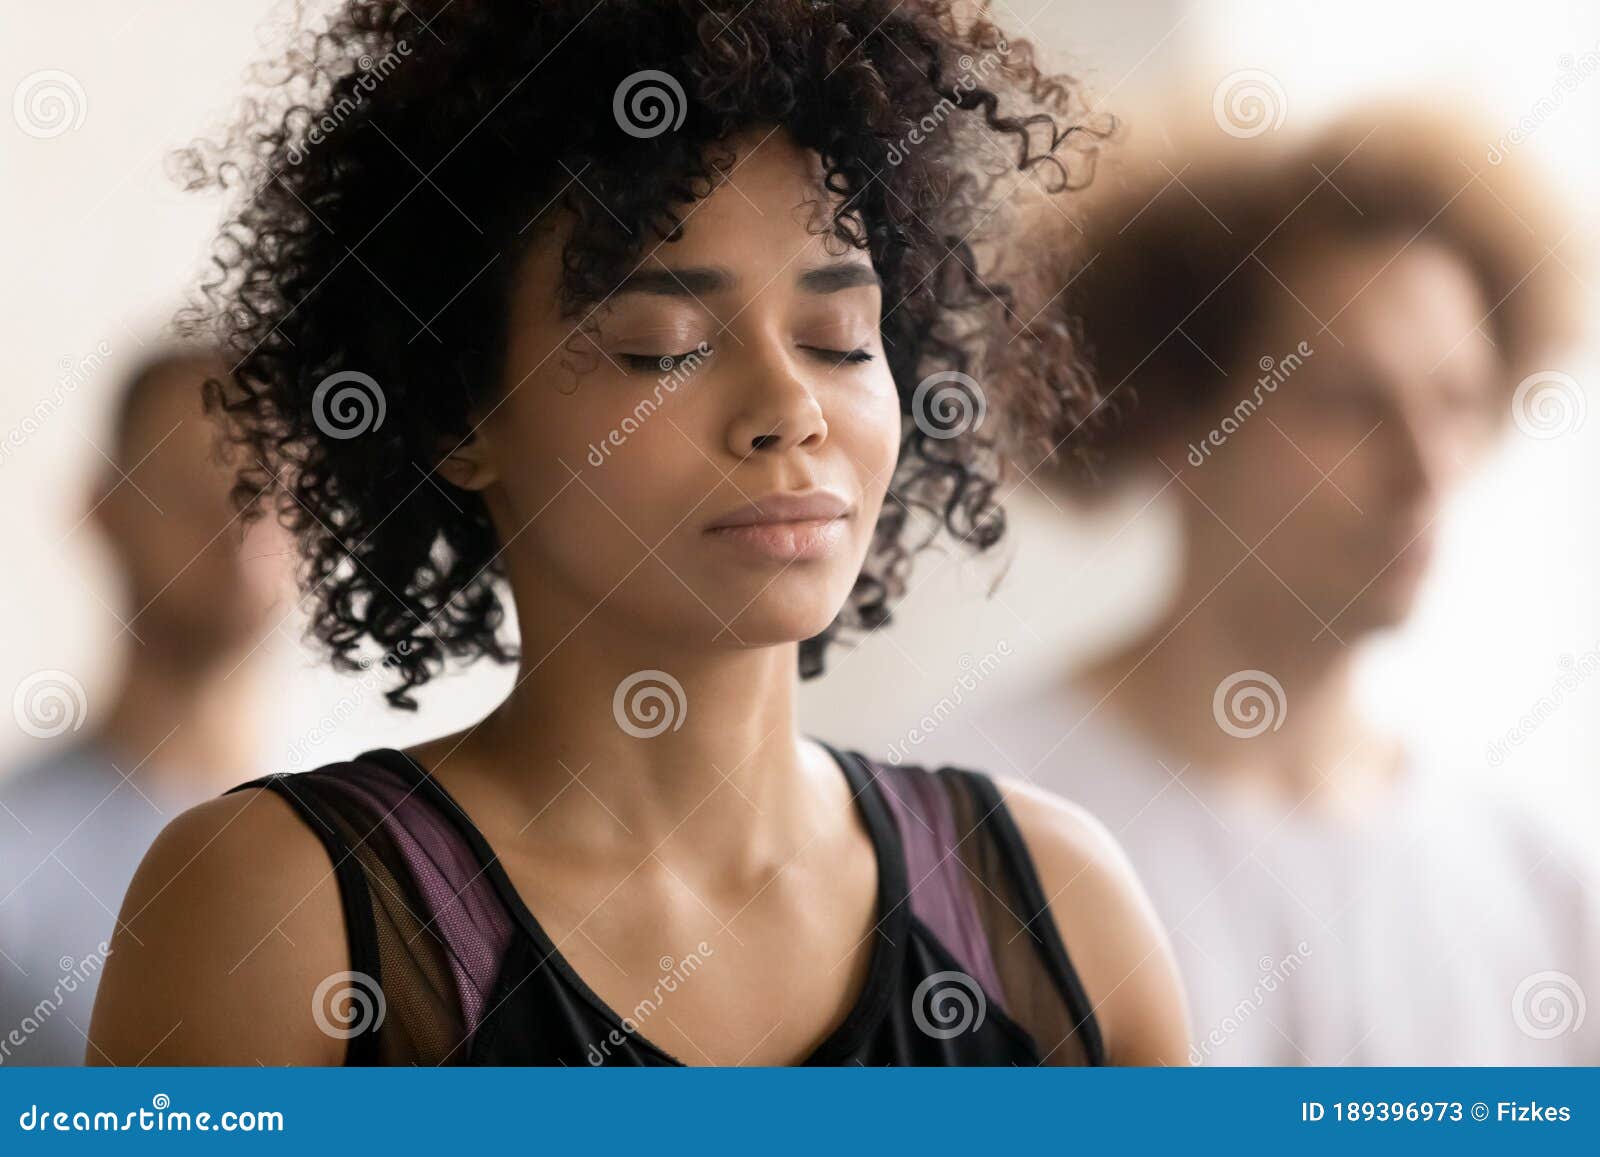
[0,741,203,1065]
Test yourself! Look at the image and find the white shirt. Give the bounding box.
[0,742,205,1065]
[939,682,1600,1065]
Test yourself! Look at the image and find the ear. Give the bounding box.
[435,427,499,491]
[84,466,122,537]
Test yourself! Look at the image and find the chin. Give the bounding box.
[1331,583,1421,639]
[704,598,844,654]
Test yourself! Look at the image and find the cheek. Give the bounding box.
[830,375,903,493]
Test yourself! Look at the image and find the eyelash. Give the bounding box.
[619,346,876,373]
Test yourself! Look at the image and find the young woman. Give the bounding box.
[88,0,1188,1066]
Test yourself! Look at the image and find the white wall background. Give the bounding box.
[3,1,1597,820]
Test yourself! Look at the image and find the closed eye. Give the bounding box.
[620,350,704,373]
[803,346,876,366]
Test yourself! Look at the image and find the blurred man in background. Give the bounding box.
[948,104,1600,1063]
[0,348,290,1064]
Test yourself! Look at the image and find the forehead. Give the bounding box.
[639,130,858,274]
[1264,238,1497,387]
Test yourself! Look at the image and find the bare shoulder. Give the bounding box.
[87,785,349,1066]
[990,773,1192,1066]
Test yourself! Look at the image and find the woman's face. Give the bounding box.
[466,130,902,658]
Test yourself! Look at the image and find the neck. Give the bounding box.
[91,640,264,800]
[444,615,839,860]
[1077,556,1400,814]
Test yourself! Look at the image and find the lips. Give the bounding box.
[704,490,853,562]
[705,490,852,530]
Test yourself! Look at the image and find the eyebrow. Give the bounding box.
[612,261,880,299]
[796,262,881,294]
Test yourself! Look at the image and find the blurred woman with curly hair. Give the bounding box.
[89,0,1188,1066]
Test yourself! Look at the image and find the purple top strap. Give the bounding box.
[868,761,1007,1014]
[316,761,515,1042]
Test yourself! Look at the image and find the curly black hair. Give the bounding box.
[177,0,1107,708]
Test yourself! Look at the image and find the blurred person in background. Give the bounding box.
[946,103,1600,1064]
[0,347,290,1064]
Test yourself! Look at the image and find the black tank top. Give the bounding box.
[228,743,1105,1066]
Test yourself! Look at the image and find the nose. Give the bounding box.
[1384,408,1442,507]
[723,346,829,458]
